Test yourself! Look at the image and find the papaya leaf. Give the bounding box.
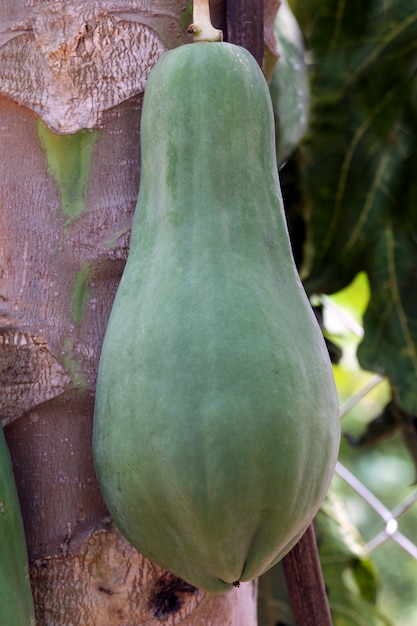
[357,224,417,413]
[316,492,393,626]
[288,0,417,414]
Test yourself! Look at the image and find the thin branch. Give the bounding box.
[282,524,333,626]
[226,0,264,66]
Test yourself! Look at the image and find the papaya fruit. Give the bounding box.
[93,41,340,594]
[270,0,310,166]
[0,427,36,625]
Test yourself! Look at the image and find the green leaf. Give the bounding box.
[289,0,417,413]
[356,224,417,412]
[317,493,393,626]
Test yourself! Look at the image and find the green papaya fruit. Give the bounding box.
[0,427,36,625]
[93,41,340,594]
[270,0,310,166]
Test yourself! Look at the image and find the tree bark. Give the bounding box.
[0,1,281,623]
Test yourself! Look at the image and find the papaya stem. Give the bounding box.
[187,0,223,42]
[283,523,333,626]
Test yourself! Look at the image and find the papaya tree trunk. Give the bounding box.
[0,1,315,624]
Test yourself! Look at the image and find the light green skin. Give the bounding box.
[93,42,340,594]
[0,428,35,625]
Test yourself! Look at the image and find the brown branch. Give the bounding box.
[282,523,333,626]
[226,0,264,66]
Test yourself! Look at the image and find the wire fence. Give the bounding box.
[320,293,417,564]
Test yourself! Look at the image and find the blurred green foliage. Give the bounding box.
[328,275,417,625]
[267,0,417,620]
[288,0,417,417]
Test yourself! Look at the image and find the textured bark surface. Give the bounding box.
[30,520,258,625]
[0,330,71,426]
[1,89,142,560]
[0,0,280,132]
[0,1,282,623]
[0,0,186,132]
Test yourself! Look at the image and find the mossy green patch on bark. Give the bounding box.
[62,338,88,391]
[180,0,193,35]
[37,121,98,225]
[72,262,92,325]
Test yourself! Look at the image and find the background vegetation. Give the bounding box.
[329,275,417,625]
[260,0,417,623]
